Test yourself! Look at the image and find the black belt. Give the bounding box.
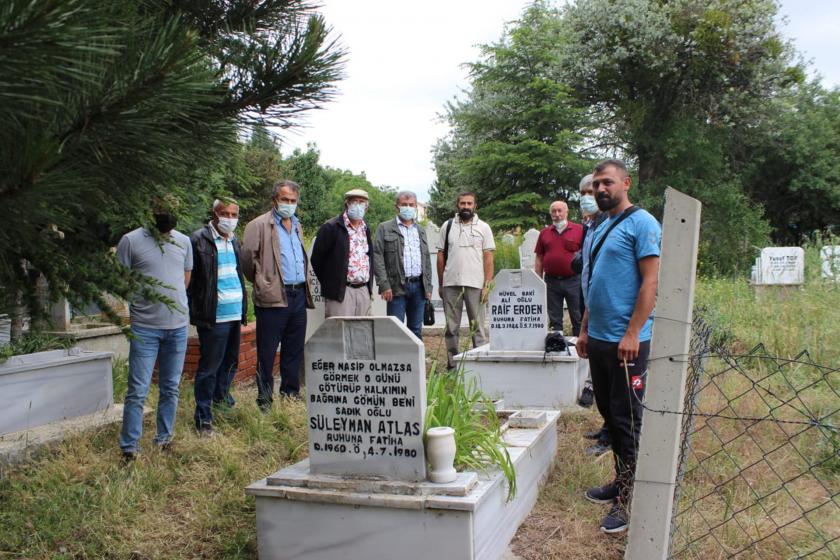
[405,276,422,283]
[547,274,576,280]
[346,282,367,288]
[285,282,306,290]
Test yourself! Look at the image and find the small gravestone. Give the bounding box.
[756,247,804,285]
[305,316,426,481]
[501,233,515,245]
[305,240,324,341]
[489,269,547,351]
[518,228,540,270]
[821,246,840,281]
[425,222,442,303]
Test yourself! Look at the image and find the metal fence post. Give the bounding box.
[626,187,702,559]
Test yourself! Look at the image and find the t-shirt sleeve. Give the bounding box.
[436,223,447,252]
[116,235,131,268]
[184,235,194,271]
[482,223,496,251]
[634,213,662,260]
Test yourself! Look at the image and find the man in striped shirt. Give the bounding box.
[187,199,248,436]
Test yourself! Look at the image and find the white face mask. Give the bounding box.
[217,216,238,235]
[347,202,366,221]
[554,220,567,232]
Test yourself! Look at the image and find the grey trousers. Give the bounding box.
[545,275,582,335]
[325,286,371,318]
[442,286,487,369]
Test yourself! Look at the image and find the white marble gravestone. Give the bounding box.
[305,316,426,481]
[489,269,547,352]
[425,222,442,303]
[755,247,805,285]
[821,246,840,281]
[501,233,515,245]
[518,228,540,270]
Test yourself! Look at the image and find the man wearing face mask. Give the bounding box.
[534,200,584,335]
[187,198,248,435]
[437,192,495,370]
[116,198,193,460]
[242,180,314,410]
[372,191,433,339]
[311,189,374,318]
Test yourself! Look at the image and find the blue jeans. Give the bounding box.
[386,279,426,339]
[194,321,240,429]
[119,324,188,452]
[255,287,307,407]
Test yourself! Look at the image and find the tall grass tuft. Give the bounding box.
[424,361,517,500]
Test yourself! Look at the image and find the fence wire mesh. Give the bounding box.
[660,313,840,559]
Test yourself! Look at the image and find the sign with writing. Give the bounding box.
[489,269,547,351]
[518,228,540,269]
[756,247,804,285]
[305,317,427,481]
[821,246,840,281]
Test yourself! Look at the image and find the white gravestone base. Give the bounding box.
[246,410,559,560]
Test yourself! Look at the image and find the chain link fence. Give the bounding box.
[657,313,840,559]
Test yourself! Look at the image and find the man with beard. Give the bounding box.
[437,192,495,370]
[117,198,193,460]
[575,159,661,534]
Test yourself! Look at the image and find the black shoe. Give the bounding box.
[121,450,138,463]
[156,441,173,453]
[585,482,619,504]
[258,401,272,414]
[600,501,629,534]
[586,442,611,457]
[197,425,216,438]
[578,386,594,407]
[584,428,604,440]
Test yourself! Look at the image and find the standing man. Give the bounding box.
[310,189,373,318]
[437,192,495,370]
[187,198,248,436]
[242,180,314,410]
[117,200,192,460]
[372,191,433,339]
[534,200,584,335]
[575,159,661,534]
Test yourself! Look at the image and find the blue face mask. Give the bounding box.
[580,195,598,214]
[398,206,416,221]
[347,203,366,221]
[275,203,296,218]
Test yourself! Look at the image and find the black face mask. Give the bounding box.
[153,213,177,233]
[458,209,474,221]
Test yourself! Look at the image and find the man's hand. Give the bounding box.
[426,292,432,300]
[576,331,589,359]
[618,331,640,361]
[480,286,489,304]
[381,289,393,302]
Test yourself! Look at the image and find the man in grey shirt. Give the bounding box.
[116,208,193,460]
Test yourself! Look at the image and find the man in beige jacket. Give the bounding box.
[242,180,314,410]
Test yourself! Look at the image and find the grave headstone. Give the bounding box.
[756,247,804,285]
[305,316,426,481]
[488,269,547,351]
[425,222,442,303]
[501,233,515,245]
[821,246,840,281]
[518,228,540,270]
[305,240,324,341]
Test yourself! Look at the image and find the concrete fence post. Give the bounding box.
[626,187,702,559]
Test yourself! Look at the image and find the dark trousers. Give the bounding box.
[587,337,649,502]
[545,275,582,335]
[255,289,307,406]
[386,278,426,339]
[194,321,240,428]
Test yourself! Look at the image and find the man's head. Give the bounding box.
[272,179,300,219]
[395,190,418,222]
[455,191,477,222]
[344,189,369,222]
[578,173,598,218]
[592,159,631,214]
[152,194,179,234]
[579,174,594,197]
[212,198,239,236]
[549,201,568,225]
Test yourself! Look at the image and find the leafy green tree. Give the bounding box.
[0,0,345,329]
[429,2,592,230]
[281,145,334,231]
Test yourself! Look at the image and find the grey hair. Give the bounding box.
[395,190,417,203]
[213,197,239,211]
[272,179,300,197]
[579,174,593,192]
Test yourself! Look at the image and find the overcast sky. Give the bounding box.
[278,0,840,202]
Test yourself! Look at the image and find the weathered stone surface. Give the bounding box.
[489,269,547,351]
[754,247,804,285]
[518,229,540,270]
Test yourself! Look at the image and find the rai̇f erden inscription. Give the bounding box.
[489,269,548,351]
[305,317,427,481]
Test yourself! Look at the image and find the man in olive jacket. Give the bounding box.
[241,180,314,409]
[372,190,433,339]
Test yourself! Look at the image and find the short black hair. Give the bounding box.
[593,159,628,175]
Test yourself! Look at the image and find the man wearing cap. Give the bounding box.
[242,180,314,409]
[311,189,374,317]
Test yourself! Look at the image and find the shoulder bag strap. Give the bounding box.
[442,219,454,264]
[588,206,639,285]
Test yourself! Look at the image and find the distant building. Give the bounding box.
[417,201,428,222]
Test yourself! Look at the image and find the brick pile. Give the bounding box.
[181,323,279,383]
